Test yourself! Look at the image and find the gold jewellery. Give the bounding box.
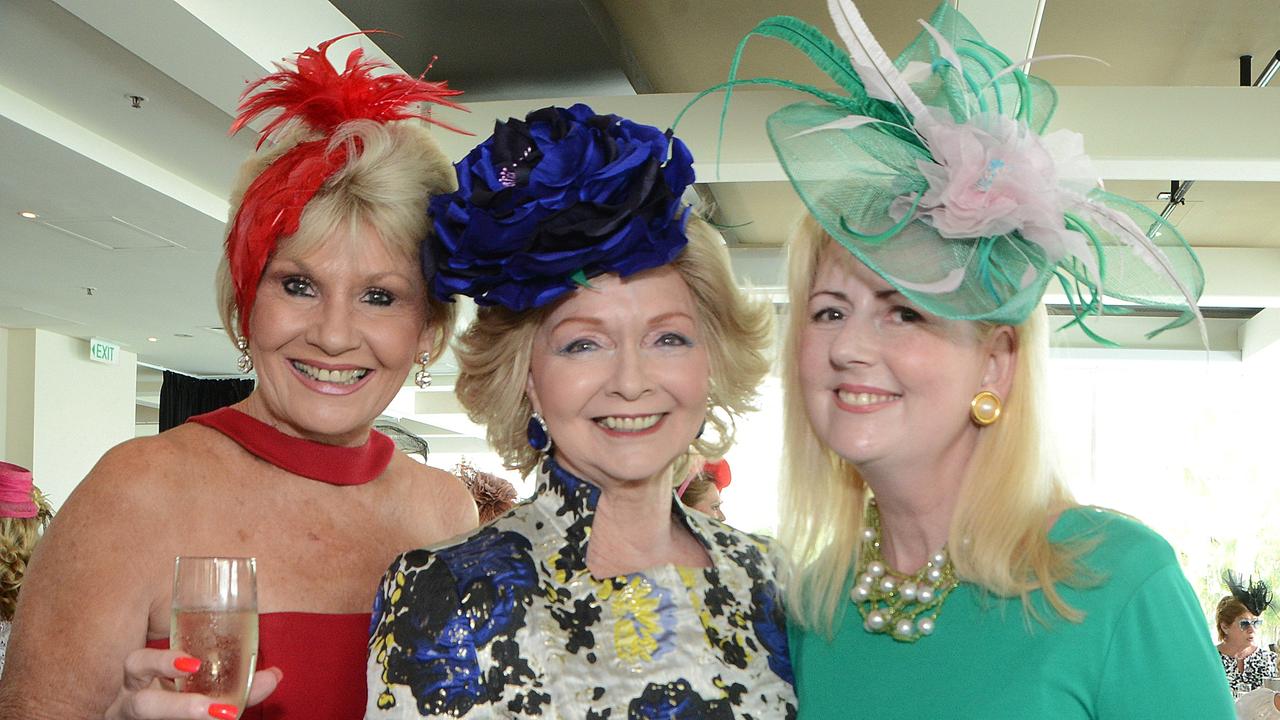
[850,500,960,642]
[969,390,1002,426]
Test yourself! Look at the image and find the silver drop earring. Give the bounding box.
[414,351,432,388]
[236,337,253,373]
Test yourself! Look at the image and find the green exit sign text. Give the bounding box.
[89,337,119,365]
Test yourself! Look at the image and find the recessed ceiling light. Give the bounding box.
[174,332,194,338]
[18,211,38,219]
[147,337,158,342]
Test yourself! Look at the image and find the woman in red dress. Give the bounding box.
[0,36,478,720]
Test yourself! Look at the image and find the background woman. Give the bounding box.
[0,37,477,720]
[676,456,730,522]
[366,104,794,717]
[0,462,53,677]
[710,2,1235,717]
[1218,573,1278,695]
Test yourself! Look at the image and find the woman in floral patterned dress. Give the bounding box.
[365,104,795,718]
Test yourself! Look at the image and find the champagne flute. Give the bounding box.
[170,556,259,717]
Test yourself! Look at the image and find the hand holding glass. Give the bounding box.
[170,556,259,716]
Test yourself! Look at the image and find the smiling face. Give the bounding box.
[797,248,1014,478]
[245,223,431,445]
[526,266,710,489]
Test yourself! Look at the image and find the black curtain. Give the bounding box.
[158,370,254,432]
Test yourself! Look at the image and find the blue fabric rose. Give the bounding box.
[427,103,696,311]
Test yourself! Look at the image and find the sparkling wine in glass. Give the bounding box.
[170,556,258,717]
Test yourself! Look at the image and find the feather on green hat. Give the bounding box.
[685,0,1205,344]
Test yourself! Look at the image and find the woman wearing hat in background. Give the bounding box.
[702,1,1235,716]
[1218,572,1278,696]
[0,37,477,720]
[366,103,794,717]
[0,462,53,677]
[676,455,731,522]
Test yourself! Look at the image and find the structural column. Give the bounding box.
[2,328,136,508]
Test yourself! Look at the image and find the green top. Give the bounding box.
[792,507,1234,718]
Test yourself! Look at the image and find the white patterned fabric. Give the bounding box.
[1223,648,1280,695]
[1237,689,1280,720]
[0,620,9,678]
[366,458,796,718]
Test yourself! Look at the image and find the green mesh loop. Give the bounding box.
[691,1,1205,344]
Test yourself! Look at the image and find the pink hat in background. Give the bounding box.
[0,462,38,519]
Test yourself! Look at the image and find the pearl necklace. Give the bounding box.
[849,500,959,642]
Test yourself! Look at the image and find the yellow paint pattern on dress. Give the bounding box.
[599,575,661,665]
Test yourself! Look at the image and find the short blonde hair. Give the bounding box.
[454,216,773,477]
[216,119,458,361]
[778,215,1083,636]
[0,487,53,621]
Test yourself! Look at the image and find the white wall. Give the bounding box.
[3,329,136,508]
[30,330,136,508]
[4,329,36,471]
[0,326,8,461]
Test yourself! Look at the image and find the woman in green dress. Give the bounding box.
[710,1,1237,716]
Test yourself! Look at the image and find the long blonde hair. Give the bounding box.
[778,216,1085,636]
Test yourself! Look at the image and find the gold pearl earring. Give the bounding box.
[970,390,1002,426]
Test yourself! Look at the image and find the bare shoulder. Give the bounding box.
[0,428,228,717]
[389,456,478,539]
[76,424,222,494]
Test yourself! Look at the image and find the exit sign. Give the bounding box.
[89,337,119,365]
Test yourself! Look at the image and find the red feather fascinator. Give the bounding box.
[225,33,466,339]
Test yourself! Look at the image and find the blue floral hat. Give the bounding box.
[427,103,696,311]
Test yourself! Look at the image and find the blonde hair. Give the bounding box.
[216,119,458,361]
[454,216,773,477]
[0,487,53,621]
[778,215,1083,636]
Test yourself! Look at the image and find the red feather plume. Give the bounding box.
[230,31,467,147]
[225,33,467,339]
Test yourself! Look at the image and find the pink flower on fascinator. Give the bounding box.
[908,113,1084,235]
[891,111,1102,284]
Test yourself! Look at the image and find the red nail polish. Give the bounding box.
[208,704,239,720]
[173,656,201,673]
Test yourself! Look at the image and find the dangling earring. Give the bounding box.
[970,390,1002,426]
[236,337,253,373]
[526,412,553,455]
[414,351,432,388]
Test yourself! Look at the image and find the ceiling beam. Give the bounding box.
[445,86,1280,184]
[1240,307,1280,363]
[729,246,1280,309]
[0,84,228,221]
[955,0,1046,64]
[51,0,397,118]
[1052,87,1280,181]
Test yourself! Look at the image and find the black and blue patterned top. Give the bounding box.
[365,458,796,718]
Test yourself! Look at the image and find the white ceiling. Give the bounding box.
[5,0,1280,451]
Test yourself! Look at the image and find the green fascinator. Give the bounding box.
[695,0,1205,343]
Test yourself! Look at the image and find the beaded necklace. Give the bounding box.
[850,500,960,642]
